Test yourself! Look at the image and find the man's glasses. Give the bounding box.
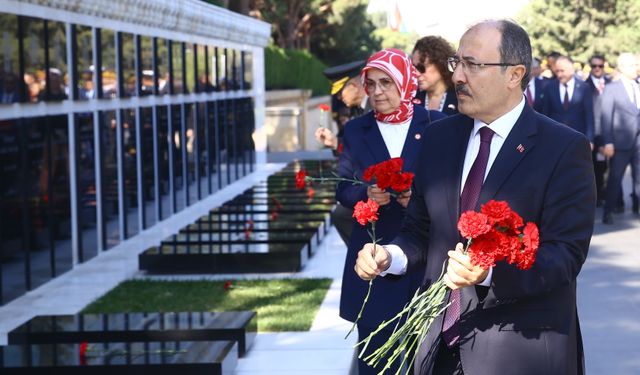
[590,64,604,69]
[414,63,426,73]
[364,78,395,93]
[447,56,520,74]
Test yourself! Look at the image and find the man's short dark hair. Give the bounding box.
[589,54,606,64]
[497,20,532,90]
[547,51,562,59]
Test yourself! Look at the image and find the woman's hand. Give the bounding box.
[367,185,391,206]
[396,189,411,208]
[314,127,338,149]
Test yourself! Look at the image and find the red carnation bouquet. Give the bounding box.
[357,200,540,373]
[295,157,414,196]
[345,198,380,339]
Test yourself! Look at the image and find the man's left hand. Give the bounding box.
[443,243,489,290]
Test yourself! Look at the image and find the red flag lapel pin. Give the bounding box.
[516,144,525,153]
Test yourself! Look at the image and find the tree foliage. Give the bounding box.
[249,0,380,66]
[309,0,381,66]
[517,0,640,64]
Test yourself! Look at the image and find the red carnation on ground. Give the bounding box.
[295,170,307,190]
[306,187,315,199]
[271,197,283,211]
[353,199,380,226]
[223,280,233,291]
[79,342,89,365]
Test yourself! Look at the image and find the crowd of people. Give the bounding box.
[315,18,638,375]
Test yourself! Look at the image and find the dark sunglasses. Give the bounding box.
[591,64,604,68]
[414,63,426,73]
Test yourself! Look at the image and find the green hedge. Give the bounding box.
[265,45,330,97]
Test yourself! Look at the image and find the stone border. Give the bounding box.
[5,0,270,47]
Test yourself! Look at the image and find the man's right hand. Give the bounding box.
[355,243,390,281]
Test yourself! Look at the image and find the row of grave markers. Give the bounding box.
[1,160,338,374]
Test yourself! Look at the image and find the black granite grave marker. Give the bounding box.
[0,340,236,374]
[8,312,256,357]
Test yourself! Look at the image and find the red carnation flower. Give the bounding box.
[307,187,315,199]
[363,164,377,182]
[223,280,233,291]
[270,211,279,220]
[295,170,307,190]
[480,200,512,225]
[390,172,414,193]
[271,197,283,211]
[457,211,491,239]
[353,199,380,226]
[516,222,540,270]
[319,103,330,112]
[79,342,89,365]
[468,230,508,269]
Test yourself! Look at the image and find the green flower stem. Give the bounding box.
[356,261,451,374]
[345,222,377,340]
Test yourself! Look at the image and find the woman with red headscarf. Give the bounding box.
[336,48,445,374]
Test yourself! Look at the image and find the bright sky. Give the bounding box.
[368,0,532,43]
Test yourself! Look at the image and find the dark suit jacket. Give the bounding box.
[541,78,595,142]
[414,88,459,116]
[393,104,595,374]
[337,105,445,328]
[528,77,547,113]
[600,80,640,150]
[584,75,611,145]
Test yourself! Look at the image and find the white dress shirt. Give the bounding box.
[590,76,605,94]
[559,77,575,102]
[382,98,527,288]
[376,118,410,158]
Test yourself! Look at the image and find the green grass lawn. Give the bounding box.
[83,278,333,332]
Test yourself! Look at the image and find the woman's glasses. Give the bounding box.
[414,63,426,73]
[365,78,395,94]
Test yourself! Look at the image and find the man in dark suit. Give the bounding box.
[541,56,595,144]
[584,55,613,207]
[355,19,595,374]
[600,52,640,224]
[524,57,546,112]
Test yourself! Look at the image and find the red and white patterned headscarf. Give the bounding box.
[361,48,419,124]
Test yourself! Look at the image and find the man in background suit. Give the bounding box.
[600,52,640,224]
[314,60,368,246]
[584,55,613,207]
[355,19,595,374]
[525,57,546,112]
[541,56,595,144]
